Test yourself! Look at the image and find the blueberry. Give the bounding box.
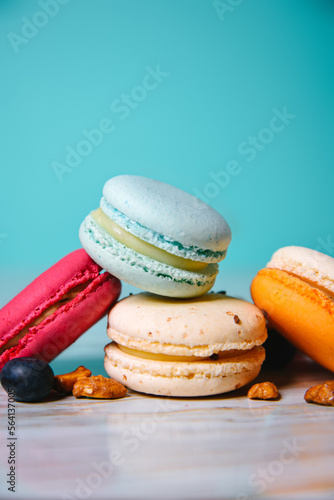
[0,357,54,402]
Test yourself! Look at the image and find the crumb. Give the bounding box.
[73,375,127,399]
[53,366,92,394]
[305,381,334,406]
[247,381,279,400]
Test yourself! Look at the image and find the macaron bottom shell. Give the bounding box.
[80,216,217,298]
[251,268,334,372]
[104,344,265,397]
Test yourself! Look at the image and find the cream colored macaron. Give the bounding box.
[104,292,267,397]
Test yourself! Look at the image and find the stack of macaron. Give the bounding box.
[0,175,269,397]
[2,174,333,399]
[79,175,267,397]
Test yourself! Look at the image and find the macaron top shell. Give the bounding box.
[0,249,100,347]
[267,246,334,295]
[101,175,231,260]
[107,292,267,356]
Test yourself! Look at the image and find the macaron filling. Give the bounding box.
[118,345,212,362]
[92,208,209,273]
[100,197,228,263]
[0,281,91,355]
[117,344,251,362]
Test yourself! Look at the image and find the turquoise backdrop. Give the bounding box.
[1,0,333,368]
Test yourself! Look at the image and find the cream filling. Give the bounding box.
[92,208,208,273]
[118,344,245,362]
[0,282,91,355]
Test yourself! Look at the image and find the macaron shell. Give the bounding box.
[0,273,121,370]
[104,344,265,397]
[251,268,334,372]
[267,246,334,295]
[0,249,101,347]
[102,175,232,253]
[107,293,267,354]
[80,217,217,298]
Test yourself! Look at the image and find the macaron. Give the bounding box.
[79,175,231,298]
[0,249,121,371]
[251,246,334,372]
[104,292,267,397]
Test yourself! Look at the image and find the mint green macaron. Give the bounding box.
[79,175,231,298]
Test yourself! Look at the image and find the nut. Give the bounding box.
[304,381,334,406]
[247,381,279,400]
[53,366,92,393]
[72,375,127,399]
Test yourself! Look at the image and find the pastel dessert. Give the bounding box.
[0,249,121,371]
[104,292,267,397]
[79,175,231,298]
[251,246,334,372]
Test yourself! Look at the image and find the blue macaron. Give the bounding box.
[79,175,231,298]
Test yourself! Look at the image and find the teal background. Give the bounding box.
[0,0,333,369]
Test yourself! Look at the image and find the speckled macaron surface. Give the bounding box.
[80,175,232,298]
[104,292,267,397]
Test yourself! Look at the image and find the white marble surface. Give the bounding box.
[1,355,334,500]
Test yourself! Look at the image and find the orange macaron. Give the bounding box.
[251,246,334,372]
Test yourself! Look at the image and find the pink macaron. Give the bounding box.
[0,249,121,371]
